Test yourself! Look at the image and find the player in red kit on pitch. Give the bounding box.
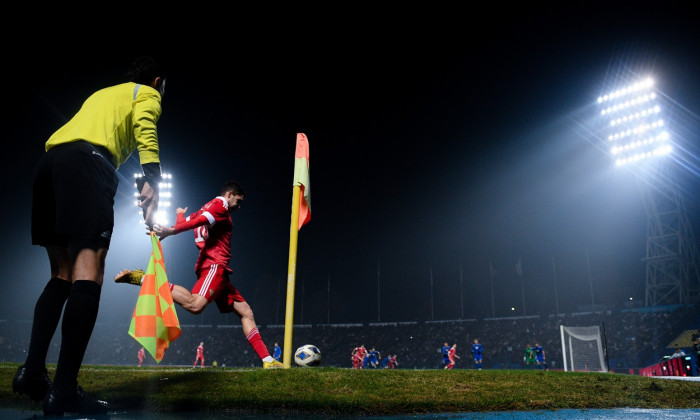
[351,345,367,369]
[137,347,145,367]
[387,355,398,369]
[116,181,282,369]
[445,343,460,370]
[351,350,363,369]
[193,342,205,368]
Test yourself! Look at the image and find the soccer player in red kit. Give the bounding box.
[137,347,145,367]
[193,342,205,368]
[116,181,282,369]
[351,347,363,369]
[351,353,362,369]
[351,345,367,369]
[445,344,460,370]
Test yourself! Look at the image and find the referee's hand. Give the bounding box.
[137,180,159,229]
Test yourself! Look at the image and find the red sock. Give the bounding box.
[246,327,270,360]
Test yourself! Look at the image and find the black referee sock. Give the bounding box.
[53,280,101,393]
[24,277,71,374]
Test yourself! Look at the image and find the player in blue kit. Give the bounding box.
[533,342,548,370]
[365,347,381,368]
[273,342,282,362]
[441,342,451,368]
[471,339,483,370]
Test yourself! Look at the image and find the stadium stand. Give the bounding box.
[1,304,697,373]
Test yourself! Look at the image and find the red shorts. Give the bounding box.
[191,264,245,313]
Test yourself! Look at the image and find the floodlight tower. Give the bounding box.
[596,77,700,306]
[133,172,174,227]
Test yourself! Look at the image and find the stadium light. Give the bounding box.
[595,74,700,306]
[133,172,174,226]
[596,77,672,167]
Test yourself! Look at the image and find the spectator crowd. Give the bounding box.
[1,304,697,372]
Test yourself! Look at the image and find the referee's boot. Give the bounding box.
[12,364,52,402]
[43,384,110,416]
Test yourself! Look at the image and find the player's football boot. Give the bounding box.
[12,364,51,402]
[114,269,145,285]
[262,360,284,369]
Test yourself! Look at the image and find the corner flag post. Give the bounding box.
[283,133,311,368]
[283,185,301,368]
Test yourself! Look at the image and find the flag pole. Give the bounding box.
[283,184,302,368]
[283,133,311,369]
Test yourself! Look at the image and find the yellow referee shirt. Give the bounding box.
[45,82,161,169]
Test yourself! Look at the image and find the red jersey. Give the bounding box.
[353,346,367,360]
[174,196,233,273]
[448,347,457,363]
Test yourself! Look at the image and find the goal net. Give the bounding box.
[560,325,608,372]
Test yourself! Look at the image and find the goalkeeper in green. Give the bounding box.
[523,343,536,368]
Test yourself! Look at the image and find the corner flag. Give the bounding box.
[128,232,181,362]
[283,133,311,368]
[293,133,311,230]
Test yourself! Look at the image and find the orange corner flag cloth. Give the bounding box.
[128,232,181,363]
[293,133,311,230]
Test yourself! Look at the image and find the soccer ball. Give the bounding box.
[294,344,322,367]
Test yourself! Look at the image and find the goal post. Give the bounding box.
[560,324,608,372]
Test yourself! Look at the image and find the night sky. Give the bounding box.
[3,6,699,327]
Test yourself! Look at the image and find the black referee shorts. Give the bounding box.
[31,141,118,251]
